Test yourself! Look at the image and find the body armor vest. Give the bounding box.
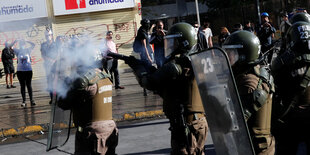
[92,78,113,122]
[160,56,205,116]
[236,65,274,135]
[252,66,274,135]
[72,69,112,126]
[187,78,204,112]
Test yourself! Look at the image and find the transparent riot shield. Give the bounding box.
[46,101,72,151]
[189,47,255,155]
[46,56,72,151]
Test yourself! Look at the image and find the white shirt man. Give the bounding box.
[201,22,213,48]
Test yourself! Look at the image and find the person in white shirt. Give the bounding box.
[103,31,124,89]
[201,21,213,48]
[13,39,36,107]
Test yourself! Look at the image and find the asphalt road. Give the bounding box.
[0,118,215,155]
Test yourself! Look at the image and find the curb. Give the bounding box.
[0,110,164,138]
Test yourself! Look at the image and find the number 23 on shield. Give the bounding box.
[201,58,214,74]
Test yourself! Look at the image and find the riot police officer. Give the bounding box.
[131,23,208,155]
[271,21,310,155]
[56,45,118,155]
[223,30,275,154]
[289,12,310,25]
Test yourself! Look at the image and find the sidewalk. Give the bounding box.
[0,71,164,138]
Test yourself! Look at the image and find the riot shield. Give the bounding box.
[46,54,72,151]
[189,47,255,155]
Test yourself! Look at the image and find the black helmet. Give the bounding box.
[140,18,151,30]
[164,22,197,57]
[222,30,261,66]
[289,12,310,24]
[286,21,310,55]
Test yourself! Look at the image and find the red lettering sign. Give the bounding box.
[65,0,86,10]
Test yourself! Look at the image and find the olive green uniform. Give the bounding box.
[272,63,310,155]
[271,20,310,154]
[59,69,118,155]
[235,65,275,155]
[144,55,208,155]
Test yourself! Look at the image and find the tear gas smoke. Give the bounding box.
[49,34,109,98]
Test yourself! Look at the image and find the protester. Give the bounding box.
[279,13,292,54]
[201,20,213,48]
[256,12,276,54]
[133,18,154,70]
[150,20,167,68]
[133,19,155,96]
[41,29,57,101]
[104,31,124,89]
[244,21,254,33]
[1,41,16,89]
[280,13,291,38]
[13,39,35,107]
[231,23,243,33]
[193,22,208,51]
[218,27,230,47]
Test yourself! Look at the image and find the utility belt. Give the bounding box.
[186,112,205,123]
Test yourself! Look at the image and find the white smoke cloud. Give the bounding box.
[50,34,109,98]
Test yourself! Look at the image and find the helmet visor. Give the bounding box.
[164,34,182,58]
[222,45,243,66]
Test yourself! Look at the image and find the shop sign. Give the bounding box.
[0,0,48,22]
[53,0,135,16]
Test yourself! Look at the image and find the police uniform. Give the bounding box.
[223,30,276,155]
[131,23,208,155]
[272,61,310,155]
[234,65,275,155]
[271,20,310,155]
[59,69,118,155]
[142,55,208,155]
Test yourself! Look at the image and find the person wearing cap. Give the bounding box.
[41,29,57,101]
[279,13,291,53]
[244,21,254,33]
[256,12,276,60]
[280,13,291,38]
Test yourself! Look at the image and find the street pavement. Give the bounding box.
[0,71,163,137]
[0,119,216,155]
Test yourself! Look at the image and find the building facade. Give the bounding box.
[0,0,142,84]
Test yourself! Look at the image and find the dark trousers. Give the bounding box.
[273,116,310,155]
[109,59,120,87]
[17,71,33,102]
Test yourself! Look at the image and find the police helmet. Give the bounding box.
[223,30,261,66]
[289,12,310,24]
[286,21,310,55]
[164,22,197,57]
[261,12,269,17]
